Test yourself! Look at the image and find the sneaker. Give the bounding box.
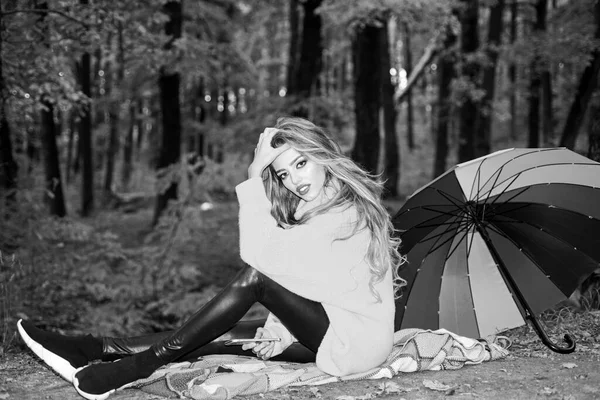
[72,366,116,400]
[17,319,80,383]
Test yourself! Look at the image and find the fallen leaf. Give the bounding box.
[561,363,578,369]
[539,387,558,396]
[308,387,322,398]
[379,381,402,394]
[423,379,453,391]
[335,396,355,400]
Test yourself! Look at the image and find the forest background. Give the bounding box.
[1,0,600,362]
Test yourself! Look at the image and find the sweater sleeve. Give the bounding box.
[236,178,369,302]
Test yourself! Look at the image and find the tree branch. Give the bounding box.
[394,32,441,106]
[2,8,88,28]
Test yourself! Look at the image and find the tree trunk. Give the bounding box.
[477,0,505,157]
[196,77,206,157]
[121,101,135,190]
[458,0,480,163]
[403,23,415,151]
[286,0,300,95]
[33,0,66,216]
[541,70,553,145]
[293,0,322,117]
[79,50,94,216]
[527,62,541,148]
[153,0,182,226]
[559,0,600,149]
[394,35,439,105]
[587,90,600,162]
[509,0,518,140]
[433,22,458,178]
[40,100,67,216]
[136,98,145,156]
[93,47,105,170]
[529,0,553,147]
[78,0,93,216]
[104,23,124,196]
[0,5,18,203]
[352,24,381,175]
[380,19,399,198]
[66,112,75,184]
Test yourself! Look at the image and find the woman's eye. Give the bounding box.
[296,160,306,169]
[278,173,287,180]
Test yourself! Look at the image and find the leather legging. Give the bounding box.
[102,265,330,363]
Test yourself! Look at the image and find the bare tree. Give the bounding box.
[79,0,94,216]
[103,21,125,197]
[381,19,399,197]
[458,0,480,163]
[37,0,66,216]
[587,89,600,162]
[403,23,415,151]
[559,0,600,149]
[153,0,182,226]
[477,0,505,156]
[508,0,518,140]
[433,21,458,178]
[0,3,18,203]
[352,24,381,175]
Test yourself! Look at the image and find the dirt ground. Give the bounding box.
[3,199,600,400]
[2,333,600,400]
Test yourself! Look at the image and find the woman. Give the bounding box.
[17,117,405,400]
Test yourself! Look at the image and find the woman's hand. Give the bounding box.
[241,327,277,360]
[248,128,289,179]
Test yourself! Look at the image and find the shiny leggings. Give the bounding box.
[102,266,330,363]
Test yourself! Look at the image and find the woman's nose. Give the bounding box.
[289,172,299,185]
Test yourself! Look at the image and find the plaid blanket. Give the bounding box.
[122,328,510,399]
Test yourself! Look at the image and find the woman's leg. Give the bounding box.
[74,265,329,397]
[103,318,316,363]
[102,319,261,359]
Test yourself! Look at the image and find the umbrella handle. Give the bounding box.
[527,313,576,354]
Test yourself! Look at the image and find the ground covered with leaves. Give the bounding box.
[2,186,600,399]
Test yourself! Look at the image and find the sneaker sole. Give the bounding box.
[72,366,116,400]
[16,319,77,383]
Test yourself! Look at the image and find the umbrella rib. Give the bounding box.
[443,222,474,261]
[410,206,467,229]
[415,215,471,257]
[490,212,600,265]
[413,214,467,248]
[466,148,542,198]
[479,168,515,205]
[475,161,600,200]
[434,189,470,214]
[484,222,579,297]
[468,159,484,201]
[484,202,533,221]
[485,184,529,210]
[398,216,467,307]
[418,205,465,218]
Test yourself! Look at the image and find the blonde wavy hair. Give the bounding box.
[262,117,406,301]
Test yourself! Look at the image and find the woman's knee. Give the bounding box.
[231,265,264,292]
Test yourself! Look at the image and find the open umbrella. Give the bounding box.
[393,148,600,353]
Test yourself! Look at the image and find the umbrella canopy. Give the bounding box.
[393,148,600,353]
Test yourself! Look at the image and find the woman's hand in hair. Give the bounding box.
[248,128,289,179]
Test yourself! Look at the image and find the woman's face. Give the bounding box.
[271,147,327,203]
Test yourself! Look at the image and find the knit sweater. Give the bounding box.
[236,177,395,377]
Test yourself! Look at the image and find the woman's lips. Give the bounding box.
[297,184,310,195]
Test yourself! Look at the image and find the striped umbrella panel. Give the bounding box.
[451,148,600,200]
